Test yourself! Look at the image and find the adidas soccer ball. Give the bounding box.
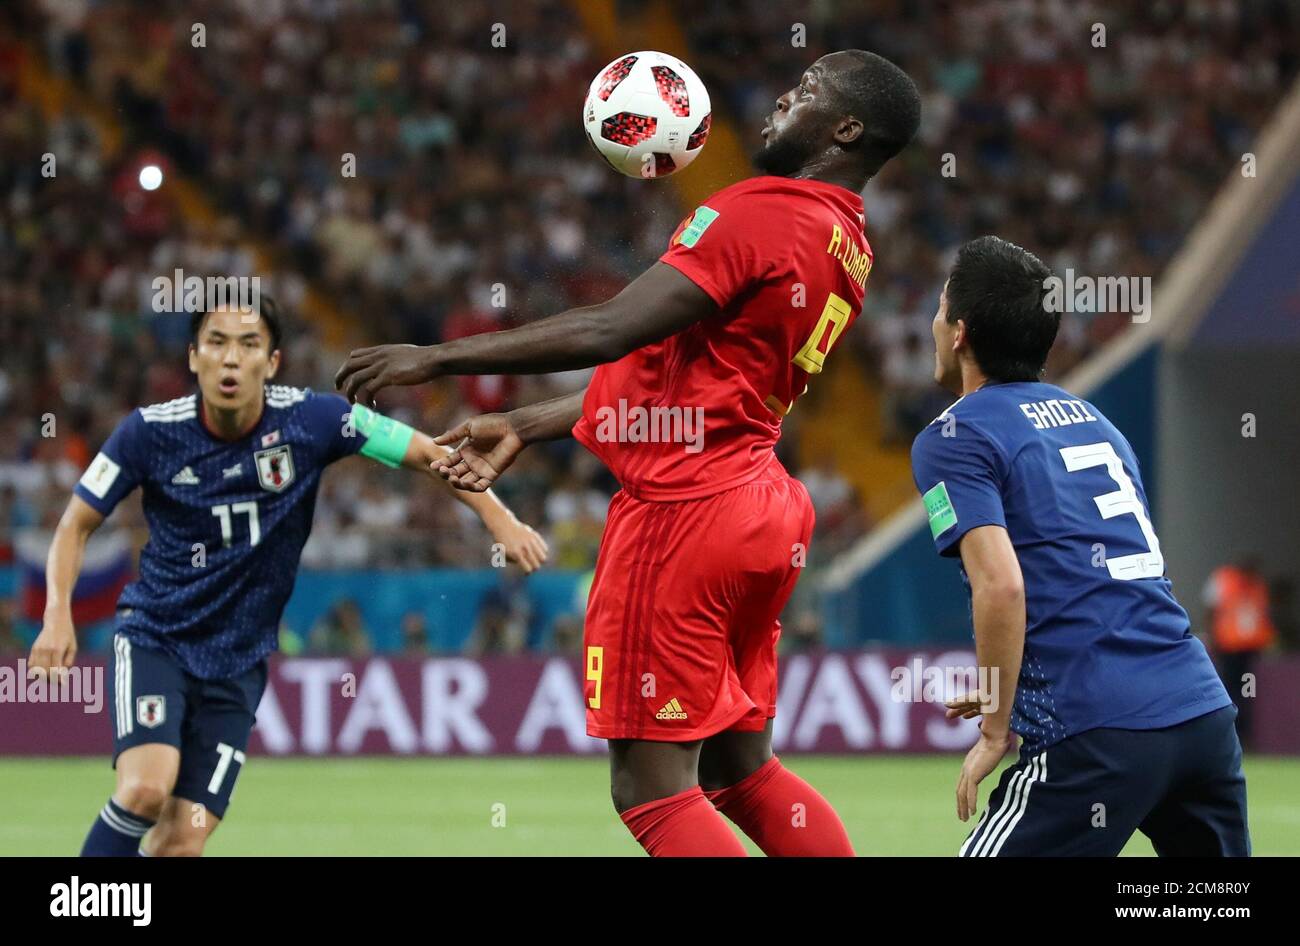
[582,51,711,179]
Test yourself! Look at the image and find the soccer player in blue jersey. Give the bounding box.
[27,301,548,856]
[911,236,1248,856]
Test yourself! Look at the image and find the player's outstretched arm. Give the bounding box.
[346,402,549,573]
[334,263,715,404]
[401,428,549,574]
[29,495,105,678]
[949,525,1025,821]
[432,391,585,493]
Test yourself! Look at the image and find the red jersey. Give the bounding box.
[572,175,872,500]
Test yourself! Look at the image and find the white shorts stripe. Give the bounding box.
[989,751,1046,856]
[113,635,122,738]
[958,807,990,857]
[114,635,133,738]
[968,761,1028,857]
[976,754,1038,857]
[123,637,133,737]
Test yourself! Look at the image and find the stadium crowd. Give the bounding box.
[679,0,1299,438]
[2,0,1297,653]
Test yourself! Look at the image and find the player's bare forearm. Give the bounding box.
[32,496,105,672]
[401,430,549,572]
[403,431,506,520]
[433,391,585,495]
[44,496,104,618]
[397,431,504,514]
[958,525,1026,737]
[335,264,715,403]
[949,525,1025,820]
[507,390,586,445]
[969,585,1025,738]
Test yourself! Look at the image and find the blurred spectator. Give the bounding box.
[798,458,873,563]
[0,600,21,654]
[309,598,373,658]
[548,615,583,656]
[799,455,854,518]
[464,573,530,656]
[1271,577,1299,652]
[1203,557,1277,747]
[815,492,873,564]
[881,330,941,442]
[782,610,824,653]
[400,611,432,657]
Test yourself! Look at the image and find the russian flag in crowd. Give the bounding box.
[15,529,133,625]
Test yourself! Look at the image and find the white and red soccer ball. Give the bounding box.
[583,50,711,179]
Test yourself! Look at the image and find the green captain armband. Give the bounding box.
[350,403,415,468]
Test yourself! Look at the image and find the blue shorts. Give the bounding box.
[959,705,1249,857]
[108,633,267,820]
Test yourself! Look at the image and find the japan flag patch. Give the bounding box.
[254,444,295,493]
[137,695,166,729]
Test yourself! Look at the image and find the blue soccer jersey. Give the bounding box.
[911,381,1230,752]
[75,385,368,679]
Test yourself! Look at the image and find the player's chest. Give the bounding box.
[147,432,313,507]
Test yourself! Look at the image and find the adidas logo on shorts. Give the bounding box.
[655,698,688,721]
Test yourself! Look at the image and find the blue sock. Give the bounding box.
[81,799,155,857]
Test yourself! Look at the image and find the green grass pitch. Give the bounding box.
[3,755,1297,856]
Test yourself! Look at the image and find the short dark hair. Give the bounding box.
[827,50,922,176]
[190,294,283,351]
[945,236,1057,383]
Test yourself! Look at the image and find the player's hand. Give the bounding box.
[944,692,985,720]
[432,414,525,492]
[956,728,1016,822]
[491,518,549,574]
[29,612,77,682]
[335,344,434,405]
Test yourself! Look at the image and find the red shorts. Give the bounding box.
[583,463,815,741]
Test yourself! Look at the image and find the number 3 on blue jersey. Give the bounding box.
[1059,442,1163,580]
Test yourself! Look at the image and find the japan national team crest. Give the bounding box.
[137,695,166,729]
[254,444,295,493]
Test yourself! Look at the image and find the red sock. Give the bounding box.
[705,756,855,856]
[620,786,748,857]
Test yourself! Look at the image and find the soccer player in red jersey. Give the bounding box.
[337,50,921,856]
